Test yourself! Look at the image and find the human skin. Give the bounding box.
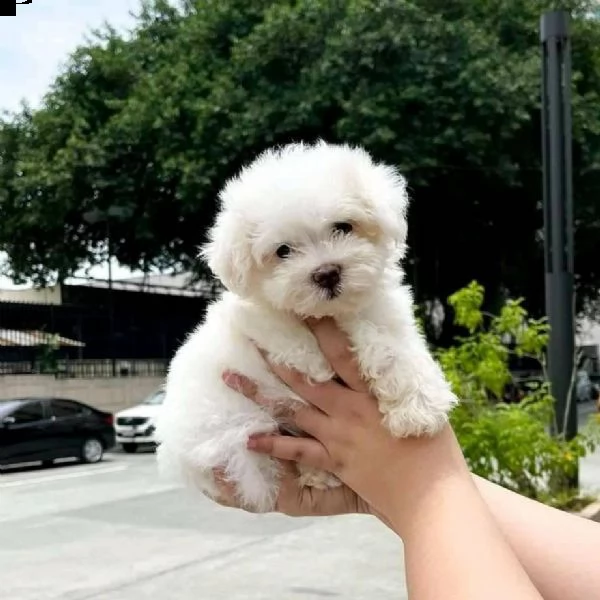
[215,318,548,599]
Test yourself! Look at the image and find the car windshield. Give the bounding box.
[142,391,165,406]
[0,400,23,418]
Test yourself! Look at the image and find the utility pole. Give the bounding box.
[540,11,577,459]
[106,217,116,377]
[83,206,128,377]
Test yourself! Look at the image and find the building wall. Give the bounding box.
[0,286,62,304]
[577,317,600,346]
[0,375,164,414]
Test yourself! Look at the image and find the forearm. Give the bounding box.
[391,473,542,600]
[474,475,600,600]
[367,428,542,599]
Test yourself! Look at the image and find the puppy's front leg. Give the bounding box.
[239,307,335,385]
[239,309,340,489]
[344,291,458,437]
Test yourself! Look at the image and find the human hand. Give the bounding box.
[216,366,372,518]
[212,318,377,520]
[220,320,545,599]
[220,317,464,536]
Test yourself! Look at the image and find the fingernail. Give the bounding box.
[222,371,242,390]
[247,438,258,450]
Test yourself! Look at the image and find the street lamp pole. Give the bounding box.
[83,206,128,378]
[106,217,116,377]
[540,11,577,464]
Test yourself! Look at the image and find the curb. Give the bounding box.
[577,499,600,520]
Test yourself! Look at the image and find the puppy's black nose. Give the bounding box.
[312,264,342,291]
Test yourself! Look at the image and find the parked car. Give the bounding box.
[576,370,596,403]
[0,397,115,470]
[114,389,165,453]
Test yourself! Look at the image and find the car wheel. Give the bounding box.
[122,443,138,454]
[80,438,104,464]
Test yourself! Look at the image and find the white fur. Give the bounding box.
[155,141,458,513]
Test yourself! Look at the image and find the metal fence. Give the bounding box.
[0,289,209,377]
[0,357,169,378]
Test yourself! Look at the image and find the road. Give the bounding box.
[0,450,407,600]
[1,401,598,600]
[579,400,600,493]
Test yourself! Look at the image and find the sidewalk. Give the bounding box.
[579,401,600,494]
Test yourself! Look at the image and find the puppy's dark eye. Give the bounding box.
[332,222,353,234]
[276,244,291,259]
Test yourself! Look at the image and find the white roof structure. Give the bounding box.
[0,272,220,304]
[0,329,85,347]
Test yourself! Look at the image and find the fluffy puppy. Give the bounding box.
[155,141,458,512]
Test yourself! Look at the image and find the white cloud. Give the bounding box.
[0,0,144,288]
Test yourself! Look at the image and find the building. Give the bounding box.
[0,273,218,376]
[577,317,600,377]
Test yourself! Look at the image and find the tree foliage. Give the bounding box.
[1,0,599,323]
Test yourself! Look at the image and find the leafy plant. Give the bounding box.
[438,281,600,504]
[37,333,60,375]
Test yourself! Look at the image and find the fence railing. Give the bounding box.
[0,358,168,378]
[0,289,210,373]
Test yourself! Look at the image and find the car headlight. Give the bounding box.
[144,424,156,436]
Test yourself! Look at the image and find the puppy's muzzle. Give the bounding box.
[312,264,342,296]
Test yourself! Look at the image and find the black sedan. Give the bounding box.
[0,397,115,470]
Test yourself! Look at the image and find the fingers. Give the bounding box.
[223,370,298,419]
[247,434,335,473]
[211,468,242,509]
[260,359,348,415]
[212,468,265,513]
[306,317,370,393]
[222,371,259,401]
[224,365,346,417]
[223,371,331,440]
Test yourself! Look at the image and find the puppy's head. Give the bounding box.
[202,141,409,317]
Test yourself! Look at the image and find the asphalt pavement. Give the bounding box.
[578,400,600,493]
[1,401,599,600]
[0,450,407,600]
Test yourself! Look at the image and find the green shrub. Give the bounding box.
[437,281,600,504]
[37,332,60,375]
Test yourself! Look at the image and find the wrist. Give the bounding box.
[363,426,472,537]
[387,468,475,540]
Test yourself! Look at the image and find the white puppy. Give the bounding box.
[155,141,458,512]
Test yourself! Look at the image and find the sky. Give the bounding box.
[0,0,144,288]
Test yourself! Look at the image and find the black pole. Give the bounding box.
[540,12,577,452]
[107,219,116,377]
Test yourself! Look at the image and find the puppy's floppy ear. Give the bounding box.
[370,163,409,248]
[354,156,409,254]
[200,210,254,295]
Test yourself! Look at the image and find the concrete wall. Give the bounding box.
[0,375,164,414]
[0,286,62,304]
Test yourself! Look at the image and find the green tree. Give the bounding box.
[1,0,599,327]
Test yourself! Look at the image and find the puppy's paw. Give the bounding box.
[365,347,458,437]
[279,352,334,384]
[256,326,334,384]
[297,464,341,489]
[382,397,451,437]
